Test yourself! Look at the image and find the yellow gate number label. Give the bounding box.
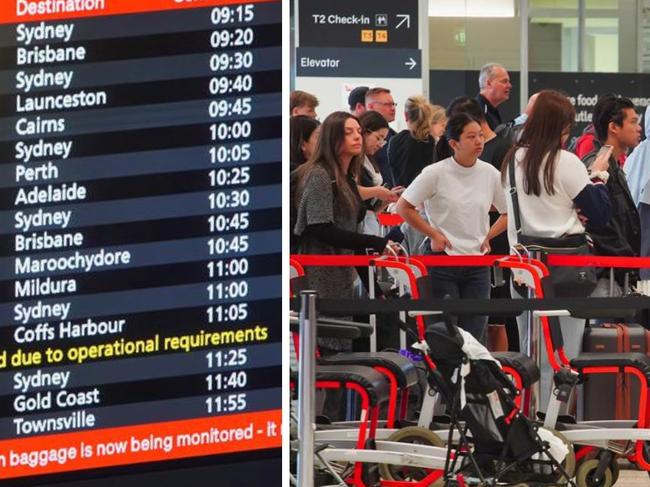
[375,30,388,43]
[361,29,374,42]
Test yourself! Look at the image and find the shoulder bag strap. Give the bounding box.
[508,155,523,236]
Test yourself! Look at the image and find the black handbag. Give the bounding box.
[508,158,598,298]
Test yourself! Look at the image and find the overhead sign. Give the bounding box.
[296,47,422,78]
[295,0,427,128]
[298,0,418,50]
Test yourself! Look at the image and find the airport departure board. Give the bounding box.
[0,0,281,483]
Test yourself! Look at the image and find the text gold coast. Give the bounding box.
[14,388,100,413]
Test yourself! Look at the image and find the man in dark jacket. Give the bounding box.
[582,95,641,295]
[476,63,512,130]
[348,85,368,117]
[366,87,398,186]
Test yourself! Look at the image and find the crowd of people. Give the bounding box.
[289,63,647,383]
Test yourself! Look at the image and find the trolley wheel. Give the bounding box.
[575,458,613,487]
[378,426,445,484]
[579,453,619,486]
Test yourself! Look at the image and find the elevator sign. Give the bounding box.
[298,0,418,50]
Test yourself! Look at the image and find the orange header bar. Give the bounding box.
[0,409,281,479]
[0,0,277,25]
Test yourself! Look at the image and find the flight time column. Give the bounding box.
[204,3,259,419]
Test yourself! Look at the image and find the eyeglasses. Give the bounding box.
[371,101,398,108]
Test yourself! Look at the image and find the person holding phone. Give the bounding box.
[396,112,508,343]
[356,111,404,237]
[581,95,641,296]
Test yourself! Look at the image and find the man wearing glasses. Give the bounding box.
[366,87,397,186]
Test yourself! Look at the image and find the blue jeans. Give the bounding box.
[427,265,491,344]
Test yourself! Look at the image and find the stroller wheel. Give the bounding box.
[575,459,613,487]
[540,429,575,484]
[378,426,445,485]
[608,457,619,485]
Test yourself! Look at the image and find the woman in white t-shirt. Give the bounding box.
[396,112,508,343]
[501,89,611,408]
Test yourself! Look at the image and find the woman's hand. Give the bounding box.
[480,238,491,254]
[377,186,400,203]
[383,241,404,256]
[430,229,452,252]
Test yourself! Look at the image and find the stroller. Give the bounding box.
[415,314,576,486]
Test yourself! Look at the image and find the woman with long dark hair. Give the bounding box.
[292,111,394,419]
[501,90,611,406]
[396,112,508,343]
[293,111,390,314]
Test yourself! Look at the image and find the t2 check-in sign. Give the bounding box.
[296,0,421,79]
[295,0,426,135]
[298,0,418,50]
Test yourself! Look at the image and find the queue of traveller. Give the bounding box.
[289,63,647,418]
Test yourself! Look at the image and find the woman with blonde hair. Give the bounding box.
[387,95,438,187]
[430,104,447,142]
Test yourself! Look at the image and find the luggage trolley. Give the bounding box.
[291,290,452,487]
[290,257,421,430]
[291,257,457,487]
[496,255,650,485]
[293,255,573,486]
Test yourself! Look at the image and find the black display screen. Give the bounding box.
[0,0,281,483]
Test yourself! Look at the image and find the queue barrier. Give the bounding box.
[292,253,650,269]
[291,253,650,485]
